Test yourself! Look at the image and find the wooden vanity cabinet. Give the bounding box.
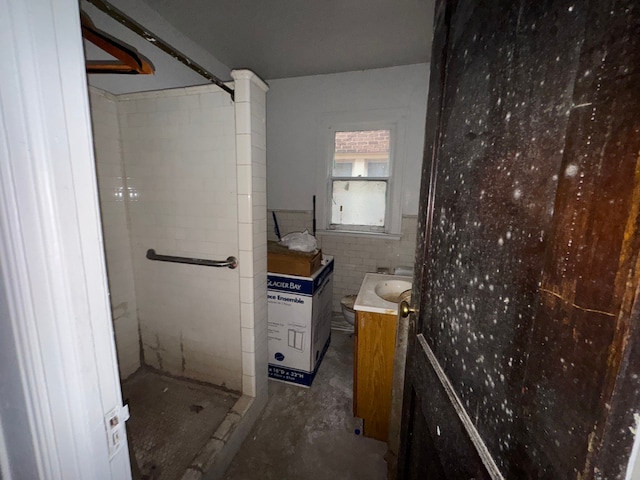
[353,309,398,442]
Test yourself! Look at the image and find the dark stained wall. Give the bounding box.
[416,0,640,477]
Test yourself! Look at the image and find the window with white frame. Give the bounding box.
[317,111,406,236]
[330,129,392,232]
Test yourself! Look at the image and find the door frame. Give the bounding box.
[0,0,131,477]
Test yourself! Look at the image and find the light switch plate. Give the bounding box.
[104,405,128,458]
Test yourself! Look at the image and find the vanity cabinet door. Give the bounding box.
[353,312,359,417]
[355,311,398,442]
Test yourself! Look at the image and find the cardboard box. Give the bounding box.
[267,241,322,277]
[267,256,334,387]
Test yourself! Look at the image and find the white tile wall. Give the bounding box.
[89,88,140,379]
[118,86,243,391]
[268,210,315,240]
[267,210,418,311]
[232,70,269,400]
[93,76,269,400]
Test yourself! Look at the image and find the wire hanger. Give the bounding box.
[81,12,154,75]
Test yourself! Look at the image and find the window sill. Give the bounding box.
[316,229,402,240]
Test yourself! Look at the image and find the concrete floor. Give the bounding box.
[223,330,388,480]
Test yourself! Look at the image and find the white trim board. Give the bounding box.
[0,0,131,477]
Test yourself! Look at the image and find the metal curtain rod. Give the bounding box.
[146,249,238,269]
[85,0,235,100]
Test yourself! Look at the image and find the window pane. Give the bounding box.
[333,130,390,178]
[367,161,388,177]
[331,180,386,227]
[333,161,353,177]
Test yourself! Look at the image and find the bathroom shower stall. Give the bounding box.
[89,70,268,479]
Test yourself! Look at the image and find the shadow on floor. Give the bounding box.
[223,330,387,480]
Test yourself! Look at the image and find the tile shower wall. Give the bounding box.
[232,71,269,400]
[267,210,417,311]
[89,88,140,379]
[118,86,242,390]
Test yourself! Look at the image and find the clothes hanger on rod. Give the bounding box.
[81,12,154,75]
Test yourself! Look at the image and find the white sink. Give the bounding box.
[374,280,412,303]
[354,273,412,315]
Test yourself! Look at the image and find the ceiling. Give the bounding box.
[141,0,435,80]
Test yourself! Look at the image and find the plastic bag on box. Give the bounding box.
[280,229,318,253]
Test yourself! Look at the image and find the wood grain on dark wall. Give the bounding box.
[523,1,640,477]
[411,0,640,478]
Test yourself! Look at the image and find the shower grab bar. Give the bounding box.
[146,249,238,269]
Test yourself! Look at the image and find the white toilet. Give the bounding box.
[340,294,357,326]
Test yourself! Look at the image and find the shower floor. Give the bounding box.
[122,369,240,480]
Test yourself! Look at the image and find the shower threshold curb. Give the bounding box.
[181,394,255,480]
